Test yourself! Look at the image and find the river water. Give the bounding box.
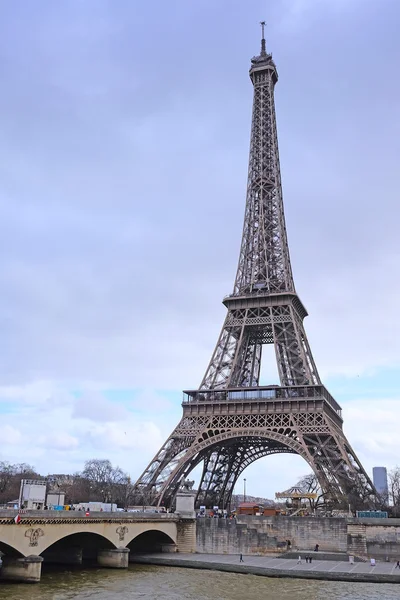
[0,565,398,600]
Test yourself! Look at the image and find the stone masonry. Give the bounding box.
[197,516,400,560]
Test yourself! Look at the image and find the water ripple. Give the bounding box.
[0,564,398,600]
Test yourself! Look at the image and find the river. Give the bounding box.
[0,565,398,599]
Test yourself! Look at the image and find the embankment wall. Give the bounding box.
[196,516,400,560]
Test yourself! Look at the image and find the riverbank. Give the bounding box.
[132,553,400,584]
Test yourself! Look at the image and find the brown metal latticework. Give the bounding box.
[131,26,376,510]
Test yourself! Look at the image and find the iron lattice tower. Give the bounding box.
[132,26,376,510]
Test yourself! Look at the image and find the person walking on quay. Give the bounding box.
[314,544,319,552]
[239,554,244,563]
[297,556,302,564]
[305,555,310,564]
[395,560,400,569]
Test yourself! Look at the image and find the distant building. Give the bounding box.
[46,491,65,508]
[373,467,388,498]
[237,502,263,515]
[19,480,46,509]
[47,474,74,487]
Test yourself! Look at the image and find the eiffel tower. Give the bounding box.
[132,24,376,510]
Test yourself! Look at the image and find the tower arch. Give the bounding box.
[157,429,316,508]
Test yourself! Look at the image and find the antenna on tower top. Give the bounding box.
[260,21,266,56]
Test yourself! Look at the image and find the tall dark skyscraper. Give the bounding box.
[373,467,388,498]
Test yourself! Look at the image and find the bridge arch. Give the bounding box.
[0,540,24,559]
[125,523,177,550]
[40,532,117,563]
[127,530,176,554]
[38,527,117,556]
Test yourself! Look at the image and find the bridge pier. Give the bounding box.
[176,492,196,553]
[0,555,43,583]
[97,548,130,568]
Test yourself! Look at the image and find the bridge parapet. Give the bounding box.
[0,510,180,525]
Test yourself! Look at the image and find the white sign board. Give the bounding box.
[21,483,46,503]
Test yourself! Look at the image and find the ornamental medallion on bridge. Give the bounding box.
[130,24,377,511]
[25,528,44,547]
[116,526,129,541]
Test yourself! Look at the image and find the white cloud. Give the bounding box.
[0,425,22,446]
[86,421,163,452]
[72,391,129,422]
[0,381,59,405]
[305,257,400,379]
[343,398,400,471]
[39,432,80,451]
[129,389,173,413]
[0,383,166,477]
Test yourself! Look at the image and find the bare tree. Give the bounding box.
[0,459,132,508]
[63,474,91,505]
[0,462,39,504]
[117,477,135,509]
[388,467,400,516]
[296,473,326,511]
[82,459,129,504]
[0,462,14,497]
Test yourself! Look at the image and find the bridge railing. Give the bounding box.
[0,509,178,520]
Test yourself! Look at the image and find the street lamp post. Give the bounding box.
[243,478,247,503]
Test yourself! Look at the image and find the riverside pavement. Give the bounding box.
[132,553,400,584]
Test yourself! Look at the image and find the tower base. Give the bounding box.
[132,385,376,510]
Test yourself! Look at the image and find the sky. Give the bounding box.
[0,0,399,500]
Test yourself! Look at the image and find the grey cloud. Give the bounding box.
[0,0,399,393]
[72,392,129,422]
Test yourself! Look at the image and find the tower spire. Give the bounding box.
[260,20,266,55]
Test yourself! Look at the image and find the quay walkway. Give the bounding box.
[132,553,400,584]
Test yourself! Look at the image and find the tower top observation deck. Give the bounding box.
[250,21,278,82]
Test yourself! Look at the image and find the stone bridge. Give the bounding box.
[0,510,196,582]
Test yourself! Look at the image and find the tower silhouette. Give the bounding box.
[132,25,376,510]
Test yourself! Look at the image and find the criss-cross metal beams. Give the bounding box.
[234,50,293,296]
[195,438,295,508]
[131,32,377,511]
[132,396,375,509]
[199,47,320,391]
[200,299,320,390]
